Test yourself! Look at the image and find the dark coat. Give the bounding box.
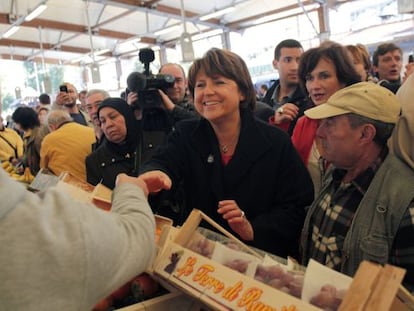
[85,140,136,189]
[170,99,199,124]
[24,125,49,175]
[141,109,314,258]
[258,79,310,136]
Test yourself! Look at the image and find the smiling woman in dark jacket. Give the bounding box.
[85,97,139,189]
[139,48,314,259]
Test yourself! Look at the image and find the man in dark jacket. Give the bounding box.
[255,39,310,136]
[126,63,197,223]
[158,63,197,123]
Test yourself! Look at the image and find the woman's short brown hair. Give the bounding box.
[187,48,256,111]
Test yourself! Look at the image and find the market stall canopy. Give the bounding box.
[0,0,365,65]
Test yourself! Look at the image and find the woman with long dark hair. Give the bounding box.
[292,42,361,195]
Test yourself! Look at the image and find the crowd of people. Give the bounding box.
[1,38,414,309]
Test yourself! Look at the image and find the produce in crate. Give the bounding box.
[92,273,160,310]
[254,264,304,298]
[130,273,159,301]
[92,296,113,311]
[186,230,216,258]
[223,258,250,274]
[309,284,344,311]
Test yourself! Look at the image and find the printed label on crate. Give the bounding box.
[155,243,321,311]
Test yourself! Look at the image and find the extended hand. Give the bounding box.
[138,170,172,193]
[115,173,149,197]
[55,92,71,106]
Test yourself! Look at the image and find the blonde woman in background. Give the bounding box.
[346,44,373,82]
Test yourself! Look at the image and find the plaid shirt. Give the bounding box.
[307,148,414,289]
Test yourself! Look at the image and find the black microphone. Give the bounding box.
[127,72,147,92]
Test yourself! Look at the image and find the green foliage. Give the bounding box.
[48,65,64,93]
[1,93,14,111]
[23,61,64,94]
[23,61,36,90]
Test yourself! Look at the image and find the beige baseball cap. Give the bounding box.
[304,82,401,124]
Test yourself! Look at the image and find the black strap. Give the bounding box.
[134,127,143,175]
[0,134,18,158]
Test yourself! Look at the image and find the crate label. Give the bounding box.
[155,244,321,311]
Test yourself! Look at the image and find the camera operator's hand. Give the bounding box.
[158,89,175,112]
[126,91,138,106]
[55,91,71,106]
[139,170,172,193]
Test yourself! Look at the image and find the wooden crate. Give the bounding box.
[339,261,414,311]
[115,291,200,311]
[153,209,321,311]
[115,277,206,311]
[153,209,414,311]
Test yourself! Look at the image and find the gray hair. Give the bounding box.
[86,89,110,99]
[47,110,73,128]
[347,113,395,146]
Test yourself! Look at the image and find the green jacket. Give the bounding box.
[301,154,414,278]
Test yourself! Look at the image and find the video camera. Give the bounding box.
[126,48,175,109]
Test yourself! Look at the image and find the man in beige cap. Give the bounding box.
[300,82,414,290]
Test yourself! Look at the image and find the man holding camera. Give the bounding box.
[127,63,196,126]
[126,62,197,163]
[158,63,196,121]
[125,62,196,224]
[54,82,91,127]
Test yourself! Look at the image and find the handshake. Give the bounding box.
[115,170,172,197]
